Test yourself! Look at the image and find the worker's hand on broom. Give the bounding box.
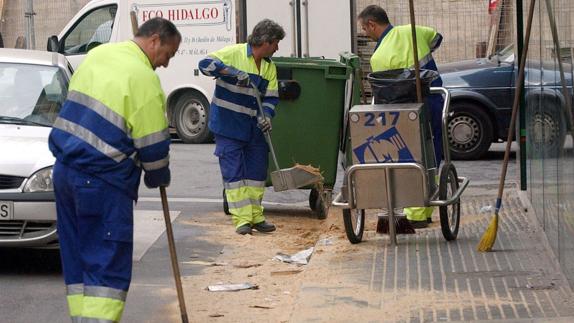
[235,70,251,87]
[257,114,272,132]
[144,167,171,188]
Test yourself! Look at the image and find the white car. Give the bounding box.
[0,49,72,247]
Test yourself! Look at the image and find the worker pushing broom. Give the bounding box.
[198,19,323,236]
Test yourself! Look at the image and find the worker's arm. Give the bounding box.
[129,94,171,188]
[260,63,279,118]
[417,26,443,52]
[198,55,247,79]
[430,32,443,52]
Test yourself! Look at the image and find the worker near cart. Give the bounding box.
[198,19,285,235]
[49,18,180,322]
[359,5,444,228]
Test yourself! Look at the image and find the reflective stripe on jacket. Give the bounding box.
[49,41,170,199]
[198,43,279,142]
[370,25,442,73]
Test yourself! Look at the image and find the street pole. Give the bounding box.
[25,0,35,49]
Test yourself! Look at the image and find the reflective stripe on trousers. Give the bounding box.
[225,180,266,227]
[66,284,126,323]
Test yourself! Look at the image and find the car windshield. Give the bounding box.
[492,44,515,63]
[0,63,67,127]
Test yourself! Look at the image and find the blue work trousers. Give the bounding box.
[53,162,133,321]
[214,133,269,183]
[215,133,269,227]
[427,93,444,165]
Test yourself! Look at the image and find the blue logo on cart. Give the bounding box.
[353,127,415,164]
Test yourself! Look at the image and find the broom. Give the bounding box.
[377,211,416,234]
[376,0,422,235]
[477,0,536,252]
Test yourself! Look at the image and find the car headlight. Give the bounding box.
[23,167,53,192]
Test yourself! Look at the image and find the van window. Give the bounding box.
[61,5,117,55]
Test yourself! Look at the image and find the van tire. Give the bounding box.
[174,92,213,144]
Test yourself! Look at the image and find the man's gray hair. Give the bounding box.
[247,19,285,46]
[136,17,181,44]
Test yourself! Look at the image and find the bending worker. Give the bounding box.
[49,18,180,322]
[358,5,444,228]
[199,19,285,235]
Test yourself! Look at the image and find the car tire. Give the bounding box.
[530,107,566,158]
[448,102,493,160]
[174,92,213,144]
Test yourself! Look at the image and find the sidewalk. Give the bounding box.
[289,189,574,322]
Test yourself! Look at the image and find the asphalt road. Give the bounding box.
[0,140,519,322]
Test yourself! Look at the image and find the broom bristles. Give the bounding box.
[477,214,498,252]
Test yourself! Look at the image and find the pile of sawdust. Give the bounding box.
[174,206,344,322]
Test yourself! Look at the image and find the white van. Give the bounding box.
[47,0,237,143]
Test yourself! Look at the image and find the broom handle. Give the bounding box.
[252,83,281,171]
[160,187,189,323]
[497,0,536,210]
[408,0,423,103]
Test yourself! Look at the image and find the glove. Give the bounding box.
[235,70,250,87]
[144,167,171,189]
[257,114,272,132]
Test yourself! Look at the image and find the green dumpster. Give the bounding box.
[267,53,362,218]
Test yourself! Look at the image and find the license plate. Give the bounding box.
[0,201,13,220]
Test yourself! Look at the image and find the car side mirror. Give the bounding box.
[47,35,61,53]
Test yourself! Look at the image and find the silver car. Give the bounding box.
[0,49,72,247]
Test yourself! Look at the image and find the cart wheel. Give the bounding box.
[309,188,319,211]
[438,163,461,241]
[222,189,231,215]
[343,209,365,244]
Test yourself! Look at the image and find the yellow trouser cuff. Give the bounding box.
[82,296,125,322]
[404,206,434,221]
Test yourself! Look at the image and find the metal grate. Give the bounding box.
[0,221,54,239]
[0,175,25,189]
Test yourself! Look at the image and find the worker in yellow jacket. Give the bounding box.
[359,5,444,228]
[49,18,180,322]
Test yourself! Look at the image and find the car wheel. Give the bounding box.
[174,92,213,144]
[530,109,566,157]
[448,102,493,160]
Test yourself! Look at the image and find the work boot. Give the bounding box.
[235,224,252,235]
[408,220,428,229]
[252,221,276,233]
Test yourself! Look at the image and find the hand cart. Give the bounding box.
[332,87,470,245]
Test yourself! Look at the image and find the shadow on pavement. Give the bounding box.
[0,248,61,274]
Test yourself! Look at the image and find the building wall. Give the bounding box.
[0,0,91,49]
[523,0,574,288]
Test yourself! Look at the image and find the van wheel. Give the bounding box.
[174,92,213,143]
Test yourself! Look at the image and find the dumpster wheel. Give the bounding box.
[343,209,365,244]
[309,188,330,219]
[439,163,461,241]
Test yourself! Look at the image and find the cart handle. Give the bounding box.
[429,87,452,164]
[343,162,429,210]
[332,191,350,209]
[428,176,470,207]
